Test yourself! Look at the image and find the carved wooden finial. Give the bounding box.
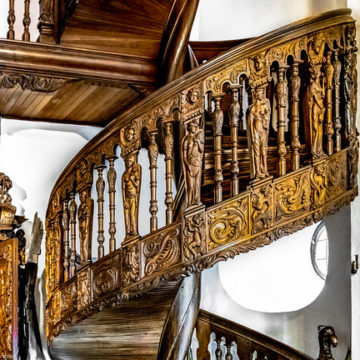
[0,172,16,231]
[317,325,338,360]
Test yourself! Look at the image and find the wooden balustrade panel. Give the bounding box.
[45,9,358,344]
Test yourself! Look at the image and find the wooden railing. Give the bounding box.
[191,310,314,360]
[45,9,358,344]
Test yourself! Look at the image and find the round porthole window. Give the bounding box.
[310,222,329,280]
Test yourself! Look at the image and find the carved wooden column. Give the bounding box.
[333,49,342,152]
[22,0,31,41]
[107,156,117,252]
[164,122,174,225]
[95,165,106,258]
[7,0,15,39]
[122,151,141,239]
[148,131,159,232]
[62,198,70,281]
[69,192,77,277]
[276,66,289,176]
[229,87,240,196]
[289,62,301,171]
[324,52,334,156]
[213,96,224,203]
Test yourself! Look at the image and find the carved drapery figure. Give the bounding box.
[307,65,325,159]
[246,86,271,180]
[78,190,93,264]
[344,54,357,141]
[317,325,337,360]
[122,153,141,237]
[182,117,205,207]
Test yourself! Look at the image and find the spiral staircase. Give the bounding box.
[0,1,358,359]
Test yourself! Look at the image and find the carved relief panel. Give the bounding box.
[326,151,347,201]
[122,244,140,288]
[142,224,181,277]
[60,279,77,318]
[0,238,18,359]
[77,267,91,310]
[207,195,250,251]
[92,254,120,299]
[274,170,311,223]
[310,161,328,209]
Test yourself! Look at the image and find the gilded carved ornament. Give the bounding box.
[122,244,140,287]
[183,213,206,262]
[93,258,118,298]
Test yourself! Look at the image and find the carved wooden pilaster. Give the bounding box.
[22,0,31,41]
[107,156,117,252]
[276,66,289,176]
[95,165,106,259]
[229,87,240,196]
[333,49,342,153]
[164,122,174,225]
[68,193,76,277]
[325,51,334,155]
[7,0,15,40]
[289,62,301,171]
[213,96,224,203]
[62,199,70,281]
[122,151,141,239]
[148,131,159,232]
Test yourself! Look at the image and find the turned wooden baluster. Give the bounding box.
[213,96,224,203]
[225,341,233,360]
[164,122,174,225]
[229,87,240,196]
[62,199,70,281]
[325,51,335,155]
[333,50,342,152]
[289,62,301,171]
[239,80,245,131]
[7,0,16,39]
[22,0,31,41]
[107,156,117,252]
[215,336,223,360]
[148,131,159,232]
[95,165,106,258]
[276,66,289,176]
[69,192,77,277]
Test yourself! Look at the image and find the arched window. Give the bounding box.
[310,222,329,280]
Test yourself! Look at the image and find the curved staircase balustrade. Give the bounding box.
[45,9,359,345]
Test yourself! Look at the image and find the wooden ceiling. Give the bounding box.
[60,0,173,57]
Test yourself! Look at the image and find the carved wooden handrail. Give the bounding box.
[45,9,359,345]
[194,310,314,360]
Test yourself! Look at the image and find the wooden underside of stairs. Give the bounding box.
[49,281,180,359]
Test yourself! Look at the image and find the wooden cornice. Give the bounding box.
[0,40,157,86]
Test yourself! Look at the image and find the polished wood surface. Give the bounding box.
[50,281,180,359]
[44,10,358,357]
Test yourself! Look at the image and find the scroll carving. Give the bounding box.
[143,226,181,276]
[0,73,66,92]
[251,183,272,234]
[275,172,311,222]
[183,213,206,262]
[182,117,204,208]
[122,244,140,287]
[207,198,249,250]
[310,163,328,209]
[122,152,141,238]
[93,258,118,299]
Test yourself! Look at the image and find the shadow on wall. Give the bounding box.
[201,206,351,359]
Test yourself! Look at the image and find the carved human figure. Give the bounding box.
[307,65,325,159]
[246,86,271,180]
[182,118,205,207]
[122,153,141,237]
[78,190,91,264]
[344,55,356,140]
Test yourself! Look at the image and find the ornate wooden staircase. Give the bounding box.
[38,7,358,360]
